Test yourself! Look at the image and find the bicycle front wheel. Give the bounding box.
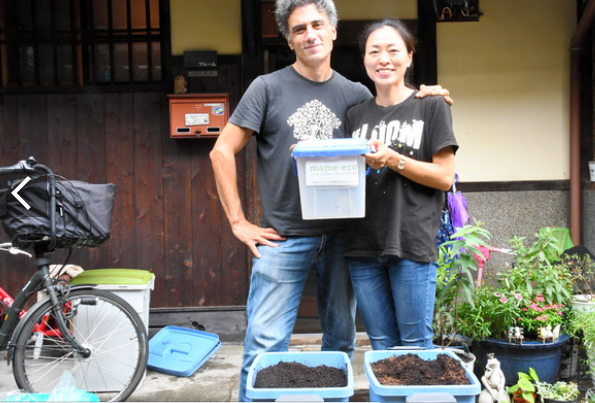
[11,288,149,402]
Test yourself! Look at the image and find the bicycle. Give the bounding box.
[0,157,148,402]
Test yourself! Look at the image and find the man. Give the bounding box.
[210,0,452,400]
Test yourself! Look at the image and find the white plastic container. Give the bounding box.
[292,138,369,220]
[70,269,155,392]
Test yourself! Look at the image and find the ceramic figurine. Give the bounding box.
[174,75,187,94]
[478,353,511,403]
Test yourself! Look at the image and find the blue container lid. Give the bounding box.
[292,138,370,158]
[147,325,221,377]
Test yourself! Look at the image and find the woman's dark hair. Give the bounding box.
[358,18,417,56]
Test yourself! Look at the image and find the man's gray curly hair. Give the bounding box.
[274,0,339,40]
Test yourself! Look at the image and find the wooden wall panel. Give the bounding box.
[0,59,255,311]
[132,92,166,278]
[47,94,77,174]
[161,129,194,307]
[76,94,108,270]
[190,139,225,306]
[104,93,137,269]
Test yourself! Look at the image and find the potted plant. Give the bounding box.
[535,380,579,403]
[433,223,490,371]
[455,227,575,385]
[565,305,595,387]
[566,251,595,306]
[583,388,595,403]
[505,368,538,403]
[433,222,491,347]
[564,250,595,385]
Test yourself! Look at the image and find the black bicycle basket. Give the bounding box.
[0,177,116,249]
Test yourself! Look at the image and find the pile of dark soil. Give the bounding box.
[371,353,471,386]
[254,361,348,388]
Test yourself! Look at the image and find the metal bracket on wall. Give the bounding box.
[434,0,482,22]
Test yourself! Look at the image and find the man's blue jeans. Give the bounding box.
[348,256,437,350]
[239,233,356,402]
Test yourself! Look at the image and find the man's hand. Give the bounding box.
[231,220,286,258]
[416,84,454,106]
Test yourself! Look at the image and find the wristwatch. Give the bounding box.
[396,156,406,173]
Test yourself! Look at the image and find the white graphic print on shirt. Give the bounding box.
[352,119,424,150]
[288,100,342,140]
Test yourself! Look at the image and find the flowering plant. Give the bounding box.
[517,295,564,336]
[456,228,574,341]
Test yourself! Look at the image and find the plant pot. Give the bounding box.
[542,399,577,403]
[512,390,536,403]
[471,334,568,386]
[571,294,595,311]
[571,295,595,388]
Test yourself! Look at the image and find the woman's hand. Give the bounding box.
[365,139,389,169]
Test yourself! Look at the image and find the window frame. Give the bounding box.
[0,0,171,94]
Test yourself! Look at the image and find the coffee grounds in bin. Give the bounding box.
[254,361,348,388]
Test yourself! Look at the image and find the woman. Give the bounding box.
[345,18,458,350]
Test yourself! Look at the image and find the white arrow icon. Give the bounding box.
[11,176,32,210]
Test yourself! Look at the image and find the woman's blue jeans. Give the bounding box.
[348,256,437,350]
[239,233,356,402]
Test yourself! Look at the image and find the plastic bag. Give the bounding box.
[2,371,99,402]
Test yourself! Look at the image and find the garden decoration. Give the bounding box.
[507,326,524,344]
[538,324,561,344]
[478,353,510,403]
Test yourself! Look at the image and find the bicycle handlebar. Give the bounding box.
[0,156,39,176]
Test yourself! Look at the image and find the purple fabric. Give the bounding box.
[448,192,469,230]
[447,174,470,238]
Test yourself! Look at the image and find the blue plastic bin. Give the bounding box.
[364,350,481,403]
[246,351,354,402]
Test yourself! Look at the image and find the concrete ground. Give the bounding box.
[0,334,374,402]
[127,334,374,402]
[0,333,592,402]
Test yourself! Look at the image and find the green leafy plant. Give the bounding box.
[583,387,595,403]
[565,306,595,378]
[564,252,595,302]
[456,228,574,341]
[536,380,579,401]
[433,222,491,346]
[506,368,539,403]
